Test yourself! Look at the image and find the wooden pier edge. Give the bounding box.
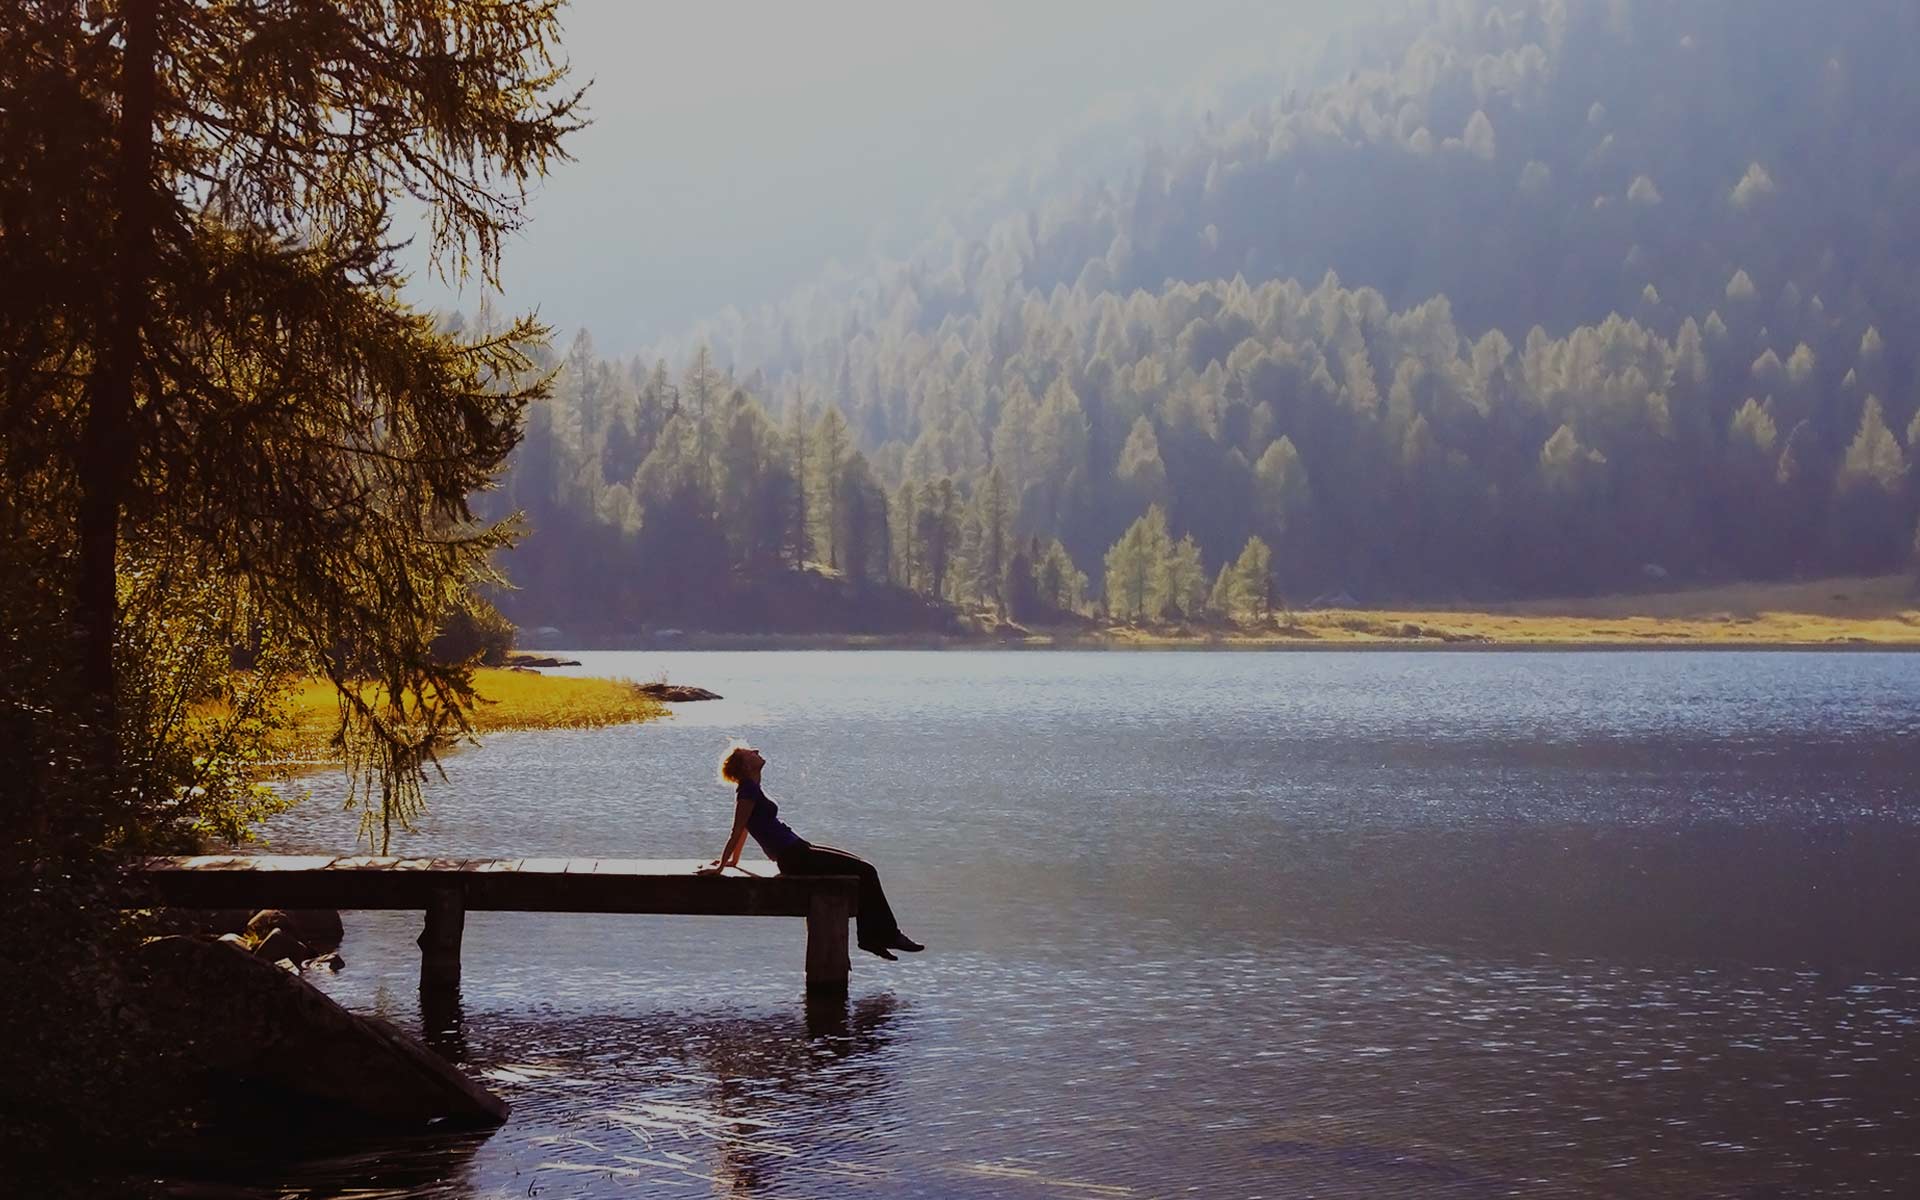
[129,856,860,993]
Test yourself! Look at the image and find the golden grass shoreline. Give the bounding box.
[272,669,668,764]
[1068,574,1920,649]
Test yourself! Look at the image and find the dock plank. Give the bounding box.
[246,856,339,872]
[130,855,853,919]
[329,856,392,870]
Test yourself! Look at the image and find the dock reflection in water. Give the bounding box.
[471,993,904,1196]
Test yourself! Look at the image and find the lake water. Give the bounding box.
[233,651,1920,1197]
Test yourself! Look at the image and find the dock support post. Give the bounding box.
[418,885,466,1019]
[804,889,852,992]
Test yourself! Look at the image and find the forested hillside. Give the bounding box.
[489,0,1920,632]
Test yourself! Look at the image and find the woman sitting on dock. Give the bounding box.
[701,744,924,961]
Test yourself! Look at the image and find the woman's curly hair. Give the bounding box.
[718,742,756,784]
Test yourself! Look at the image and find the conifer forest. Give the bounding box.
[492,0,1920,633]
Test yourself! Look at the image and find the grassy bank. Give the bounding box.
[570,575,1920,650]
[1070,575,1920,648]
[272,669,668,763]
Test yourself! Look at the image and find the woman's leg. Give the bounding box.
[780,844,900,946]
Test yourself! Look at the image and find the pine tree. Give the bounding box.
[1837,396,1907,496]
[972,468,1015,614]
[1036,539,1086,615]
[1831,396,1910,569]
[916,478,962,599]
[4,0,583,851]
[1209,563,1239,622]
[952,502,984,606]
[1722,400,1781,573]
[682,346,725,493]
[1104,505,1175,622]
[640,360,677,447]
[602,411,647,488]
[684,345,723,423]
[1116,416,1169,510]
[1727,399,1777,457]
[811,406,853,569]
[633,414,707,509]
[1253,436,1312,541]
[838,453,889,585]
[1032,378,1092,531]
[751,458,800,574]
[992,380,1041,503]
[1233,536,1275,621]
[783,400,813,567]
[1142,507,1178,619]
[1540,424,1606,491]
[890,482,920,588]
[1164,534,1208,621]
[1004,542,1041,623]
[564,330,601,426]
[1103,521,1151,622]
[716,389,773,567]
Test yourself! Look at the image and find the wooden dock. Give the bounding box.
[131,856,862,993]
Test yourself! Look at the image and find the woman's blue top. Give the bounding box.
[739,779,804,858]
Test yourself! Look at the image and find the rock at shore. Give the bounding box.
[135,936,507,1127]
[505,652,582,668]
[632,682,722,702]
[251,927,303,966]
[246,908,344,955]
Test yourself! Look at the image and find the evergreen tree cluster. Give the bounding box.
[493,336,1096,629]
[501,0,1920,628]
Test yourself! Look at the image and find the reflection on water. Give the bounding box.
[477,994,904,1197]
[168,994,904,1198]
[205,651,1920,1197]
[420,984,467,1065]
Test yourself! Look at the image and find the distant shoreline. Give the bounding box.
[552,634,1920,653]
[527,575,1920,654]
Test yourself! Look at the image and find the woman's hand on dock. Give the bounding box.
[695,860,726,876]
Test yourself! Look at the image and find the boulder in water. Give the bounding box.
[135,936,507,1127]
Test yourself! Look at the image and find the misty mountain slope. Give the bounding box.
[1021,0,1920,343]
[671,0,1920,379]
[496,0,1920,627]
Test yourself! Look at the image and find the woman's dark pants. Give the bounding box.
[776,843,902,946]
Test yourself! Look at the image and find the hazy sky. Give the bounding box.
[410,1,1361,356]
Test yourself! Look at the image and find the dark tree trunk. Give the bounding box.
[76,0,159,765]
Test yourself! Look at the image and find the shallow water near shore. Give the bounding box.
[216,651,1920,1197]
